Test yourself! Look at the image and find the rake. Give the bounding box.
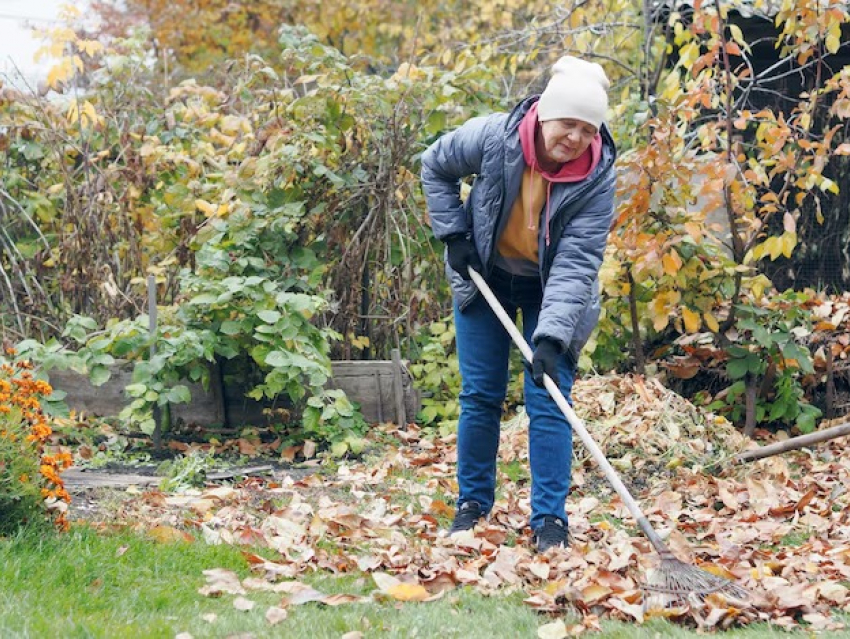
[468,269,749,609]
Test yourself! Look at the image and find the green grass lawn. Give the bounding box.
[1,524,838,638]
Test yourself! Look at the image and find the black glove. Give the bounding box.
[532,338,561,388]
[445,235,482,280]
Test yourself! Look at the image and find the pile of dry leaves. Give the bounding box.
[85,374,850,633]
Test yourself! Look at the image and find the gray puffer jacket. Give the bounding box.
[421,96,617,361]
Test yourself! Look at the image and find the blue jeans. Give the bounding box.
[453,268,575,531]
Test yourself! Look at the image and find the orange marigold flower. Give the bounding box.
[19,473,29,483]
[40,464,61,485]
[33,380,52,394]
[56,451,73,466]
[0,406,10,414]
[30,423,52,440]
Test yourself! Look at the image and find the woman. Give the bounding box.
[420,56,617,551]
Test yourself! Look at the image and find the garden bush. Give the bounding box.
[0,352,71,534]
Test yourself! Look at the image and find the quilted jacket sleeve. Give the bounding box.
[532,175,616,352]
[420,115,492,241]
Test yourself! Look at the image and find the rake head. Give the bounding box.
[641,553,750,613]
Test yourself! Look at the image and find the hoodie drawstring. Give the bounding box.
[526,164,537,231]
[526,163,553,246]
[545,181,552,247]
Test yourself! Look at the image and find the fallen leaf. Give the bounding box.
[148,525,194,544]
[428,499,455,517]
[284,584,327,606]
[190,499,217,515]
[233,596,255,611]
[537,619,567,639]
[580,584,612,605]
[607,597,644,622]
[716,479,740,511]
[528,560,550,580]
[198,569,246,597]
[265,606,287,625]
[386,582,431,602]
[371,572,401,591]
[321,593,365,606]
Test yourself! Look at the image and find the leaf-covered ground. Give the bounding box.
[72,375,850,634]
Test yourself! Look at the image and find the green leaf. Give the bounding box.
[796,410,817,434]
[331,441,349,458]
[89,366,111,386]
[264,351,289,368]
[782,342,813,372]
[125,383,147,397]
[139,418,157,436]
[334,395,354,417]
[746,353,764,374]
[726,358,749,380]
[257,310,281,323]
[167,385,192,404]
[302,408,320,432]
[726,345,750,358]
[220,320,243,336]
[90,353,115,367]
[190,293,218,305]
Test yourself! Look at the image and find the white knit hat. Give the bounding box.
[537,56,610,129]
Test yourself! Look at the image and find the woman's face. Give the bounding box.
[538,118,597,165]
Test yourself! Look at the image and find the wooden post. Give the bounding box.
[391,348,406,428]
[735,421,850,463]
[148,275,162,451]
[372,369,384,423]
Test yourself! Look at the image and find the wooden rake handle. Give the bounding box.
[468,268,668,552]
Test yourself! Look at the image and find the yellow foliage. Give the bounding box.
[650,291,681,332]
[194,199,217,217]
[682,307,701,333]
[66,100,103,129]
[662,251,682,276]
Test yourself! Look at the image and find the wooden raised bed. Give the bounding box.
[49,350,420,428]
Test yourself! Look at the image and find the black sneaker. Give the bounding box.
[533,516,568,552]
[449,501,484,534]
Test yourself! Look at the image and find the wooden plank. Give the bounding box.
[49,359,419,427]
[391,348,406,427]
[328,364,396,423]
[63,468,158,489]
[49,365,226,426]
